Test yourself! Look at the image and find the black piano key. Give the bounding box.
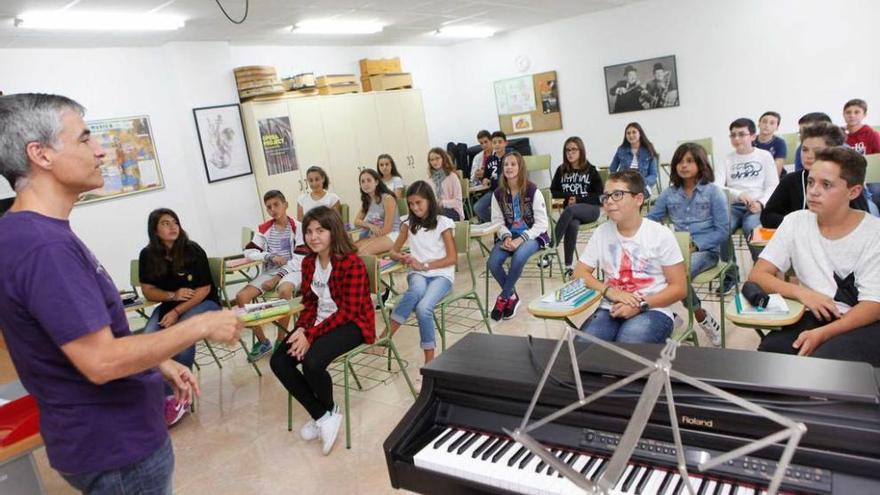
[697,477,711,495]
[580,456,598,475]
[546,449,566,476]
[447,431,472,453]
[622,465,641,492]
[712,482,725,495]
[480,438,503,461]
[673,475,686,495]
[471,436,495,458]
[491,440,513,463]
[657,471,674,494]
[519,452,535,469]
[558,454,580,478]
[508,446,527,467]
[590,459,608,481]
[432,428,457,449]
[635,467,654,494]
[456,432,480,455]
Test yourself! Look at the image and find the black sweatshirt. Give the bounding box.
[760,169,869,228]
[550,164,603,206]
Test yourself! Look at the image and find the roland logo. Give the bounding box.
[680,415,714,429]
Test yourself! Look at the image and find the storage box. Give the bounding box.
[318,83,361,96]
[361,73,413,92]
[316,74,358,87]
[359,57,402,76]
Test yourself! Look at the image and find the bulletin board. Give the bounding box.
[494,71,562,135]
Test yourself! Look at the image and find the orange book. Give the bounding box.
[751,227,776,244]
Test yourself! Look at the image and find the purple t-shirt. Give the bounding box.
[0,211,166,474]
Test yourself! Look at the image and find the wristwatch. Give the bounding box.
[638,300,650,313]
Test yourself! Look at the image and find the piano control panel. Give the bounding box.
[579,429,832,493]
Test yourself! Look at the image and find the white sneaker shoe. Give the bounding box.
[317,405,342,455]
[698,313,722,347]
[300,419,319,441]
[672,312,684,329]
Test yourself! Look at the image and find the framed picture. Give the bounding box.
[78,116,164,205]
[604,55,679,114]
[193,104,253,183]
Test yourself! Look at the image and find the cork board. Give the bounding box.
[496,71,562,135]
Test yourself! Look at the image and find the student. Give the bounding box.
[608,122,659,197]
[297,166,340,220]
[793,112,833,171]
[843,99,880,211]
[550,136,603,278]
[379,181,456,364]
[377,154,405,198]
[354,168,400,255]
[761,123,871,228]
[269,206,374,455]
[754,111,787,176]
[714,118,779,265]
[574,170,687,343]
[488,152,550,321]
[474,131,508,222]
[139,208,223,426]
[470,129,492,183]
[647,143,726,346]
[236,190,305,361]
[750,147,880,366]
[427,147,464,221]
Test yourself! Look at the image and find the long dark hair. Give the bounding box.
[405,181,440,234]
[560,136,595,174]
[620,122,659,159]
[427,147,456,177]
[144,208,191,280]
[359,168,394,215]
[306,166,329,189]
[302,206,357,258]
[376,153,402,179]
[669,143,714,188]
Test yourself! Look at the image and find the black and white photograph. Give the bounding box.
[604,55,679,114]
[193,103,252,183]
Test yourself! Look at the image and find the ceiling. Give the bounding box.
[0,0,641,48]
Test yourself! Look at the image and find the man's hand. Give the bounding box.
[158,360,200,406]
[610,302,640,320]
[196,310,243,345]
[482,178,490,186]
[159,309,179,328]
[748,201,763,213]
[795,286,841,321]
[173,288,195,301]
[605,287,641,307]
[792,327,831,357]
[739,192,755,209]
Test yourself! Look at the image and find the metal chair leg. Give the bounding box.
[287,394,293,431]
[203,340,223,369]
[239,338,262,377]
[389,341,417,398]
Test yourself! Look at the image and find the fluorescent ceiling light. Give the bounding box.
[434,25,496,39]
[292,19,384,35]
[15,11,185,31]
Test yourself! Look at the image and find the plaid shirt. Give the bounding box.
[298,252,375,344]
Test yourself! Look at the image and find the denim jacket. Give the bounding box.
[609,146,658,194]
[646,182,729,254]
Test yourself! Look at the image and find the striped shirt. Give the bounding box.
[265,223,293,272]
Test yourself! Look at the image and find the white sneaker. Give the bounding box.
[698,313,722,347]
[300,419,318,441]
[317,405,342,455]
[672,312,684,329]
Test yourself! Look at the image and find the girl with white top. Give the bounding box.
[297,166,341,220]
[354,169,400,255]
[427,147,464,221]
[380,181,456,364]
[377,153,405,198]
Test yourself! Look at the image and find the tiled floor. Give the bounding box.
[34,242,762,494]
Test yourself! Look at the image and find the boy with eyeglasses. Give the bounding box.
[573,170,687,344]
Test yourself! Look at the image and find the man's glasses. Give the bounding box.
[599,190,639,203]
[729,132,752,139]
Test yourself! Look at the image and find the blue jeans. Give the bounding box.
[724,202,761,261]
[391,273,452,350]
[868,183,880,213]
[488,238,541,299]
[145,299,222,370]
[62,437,173,495]
[687,250,719,308]
[474,192,493,223]
[578,308,673,344]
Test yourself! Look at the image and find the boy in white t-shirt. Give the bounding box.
[574,170,687,343]
[750,147,880,366]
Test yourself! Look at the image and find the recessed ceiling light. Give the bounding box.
[15,11,185,31]
[433,25,496,39]
[292,19,384,35]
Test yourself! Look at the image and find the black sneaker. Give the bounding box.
[490,296,507,321]
[503,293,521,320]
[537,256,552,269]
[564,267,574,280]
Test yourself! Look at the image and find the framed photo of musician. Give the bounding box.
[604,55,679,114]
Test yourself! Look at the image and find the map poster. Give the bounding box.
[258,116,298,176]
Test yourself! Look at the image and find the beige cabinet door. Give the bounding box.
[318,95,363,212]
[399,89,431,178]
[374,91,417,186]
[287,97,330,204]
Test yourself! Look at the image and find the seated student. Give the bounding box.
[647,143,726,346]
[488,151,550,321]
[427,148,464,221]
[270,206,374,455]
[379,181,456,365]
[297,166,340,220]
[139,208,222,426]
[550,136,603,278]
[793,112,833,171]
[754,111,788,176]
[470,130,492,183]
[608,122,659,197]
[354,169,400,255]
[761,123,871,228]
[843,98,880,211]
[377,154,405,199]
[574,170,687,344]
[750,147,880,366]
[237,190,305,362]
[474,131,508,222]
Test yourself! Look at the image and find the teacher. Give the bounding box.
[0,93,242,494]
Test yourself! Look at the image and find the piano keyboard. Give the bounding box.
[414,427,780,495]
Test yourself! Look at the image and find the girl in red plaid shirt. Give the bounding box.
[270,206,375,455]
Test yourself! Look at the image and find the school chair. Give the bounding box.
[865,154,880,183]
[677,137,714,166]
[460,175,474,220]
[127,260,158,325]
[208,257,264,377]
[524,154,552,183]
[339,203,350,224]
[240,227,253,250]
[396,196,408,219]
[672,232,733,348]
[598,167,610,185]
[781,132,801,166]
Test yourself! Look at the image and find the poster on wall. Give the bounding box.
[193,104,252,183]
[258,116,298,176]
[604,55,679,114]
[78,116,164,205]
[494,75,536,115]
[511,113,534,132]
[539,78,559,114]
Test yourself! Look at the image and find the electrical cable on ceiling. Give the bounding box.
[215,0,249,25]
